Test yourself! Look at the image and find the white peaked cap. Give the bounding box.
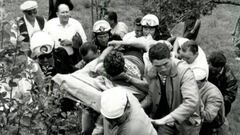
[20,1,38,11]
[101,87,128,119]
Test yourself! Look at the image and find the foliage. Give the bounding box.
[141,0,240,29]
[0,3,82,135]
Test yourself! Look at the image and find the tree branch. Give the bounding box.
[211,0,240,6]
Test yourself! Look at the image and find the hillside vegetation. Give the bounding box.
[4,0,240,134]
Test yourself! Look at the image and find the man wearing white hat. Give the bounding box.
[192,68,226,135]
[10,0,46,53]
[101,87,157,135]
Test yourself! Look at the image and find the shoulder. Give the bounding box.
[69,18,82,25]
[46,18,58,25]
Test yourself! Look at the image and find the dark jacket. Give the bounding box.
[208,65,238,116]
[18,16,45,42]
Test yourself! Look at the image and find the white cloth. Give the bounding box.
[24,15,41,38]
[45,18,87,55]
[188,47,209,78]
[111,22,128,39]
[122,31,136,41]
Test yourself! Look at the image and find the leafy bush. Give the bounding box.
[0,4,82,135]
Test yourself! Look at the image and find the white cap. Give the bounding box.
[30,31,54,57]
[20,1,38,11]
[192,68,207,81]
[101,87,128,119]
[93,20,111,33]
[141,14,159,27]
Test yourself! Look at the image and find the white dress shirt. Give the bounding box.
[45,18,87,55]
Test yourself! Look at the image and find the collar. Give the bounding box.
[56,18,70,27]
[168,59,178,77]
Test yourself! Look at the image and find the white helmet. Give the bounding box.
[93,20,111,33]
[101,87,128,119]
[141,14,159,27]
[30,31,54,58]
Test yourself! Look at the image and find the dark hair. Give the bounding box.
[104,51,125,77]
[208,51,226,68]
[105,11,117,23]
[134,17,142,26]
[181,40,199,54]
[149,43,170,62]
[79,42,98,57]
[111,34,122,41]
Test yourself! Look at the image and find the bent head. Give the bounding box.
[149,43,172,76]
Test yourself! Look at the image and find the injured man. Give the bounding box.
[52,41,150,135]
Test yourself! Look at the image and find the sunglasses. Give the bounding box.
[25,9,37,15]
[38,53,53,60]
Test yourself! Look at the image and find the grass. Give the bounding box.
[3,0,240,134]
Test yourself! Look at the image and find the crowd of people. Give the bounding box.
[2,0,239,135]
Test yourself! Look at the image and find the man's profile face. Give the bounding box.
[152,58,172,76]
[135,25,143,38]
[58,5,70,24]
[179,47,196,64]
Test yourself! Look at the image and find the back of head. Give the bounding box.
[105,11,118,23]
[104,51,125,77]
[181,40,198,54]
[149,43,170,62]
[134,17,142,26]
[101,87,128,119]
[79,42,98,57]
[208,51,226,68]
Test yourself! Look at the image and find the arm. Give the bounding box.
[202,95,222,122]
[76,21,87,43]
[190,19,201,33]
[232,16,240,35]
[170,69,199,123]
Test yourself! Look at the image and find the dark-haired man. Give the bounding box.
[179,40,209,78]
[104,11,128,38]
[142,43,201,135]
[208,51,238,116]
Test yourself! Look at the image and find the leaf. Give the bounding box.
[20,116,31,127]
[8,79,17,87]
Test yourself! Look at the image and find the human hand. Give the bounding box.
[111,72,130,82]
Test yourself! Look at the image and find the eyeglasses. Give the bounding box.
[25,9,37,15]
[38,53,53,60]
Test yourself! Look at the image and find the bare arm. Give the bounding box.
[190,19,201,33]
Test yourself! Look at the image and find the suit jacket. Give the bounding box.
[142,59,201,134]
